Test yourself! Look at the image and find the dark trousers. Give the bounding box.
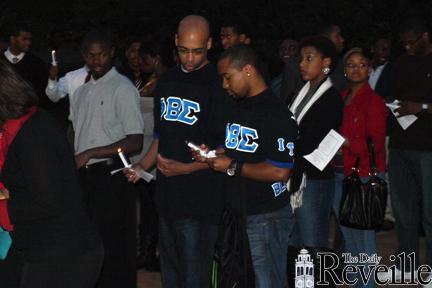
[0,244,103,288]
[388,149,432,267]
[138,180,158,247]
[79,163,136,288]
[159,217,218,288]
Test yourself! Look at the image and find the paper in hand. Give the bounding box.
[303,129,345,171]
[386,100,417,130]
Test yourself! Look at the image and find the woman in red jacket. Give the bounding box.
[333,47,387,288]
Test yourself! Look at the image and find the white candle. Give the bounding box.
[117,148,129,167]
[51,50,57,66]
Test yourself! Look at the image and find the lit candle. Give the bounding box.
[51,50,57,66]
[117,148,129,167]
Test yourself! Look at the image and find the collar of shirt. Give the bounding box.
[368,62,388,90]
[4,48,25,64]
[90,67,117,84]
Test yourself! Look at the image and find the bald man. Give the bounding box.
[124,15,229,287]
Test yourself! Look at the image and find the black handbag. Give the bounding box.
[339,138,388,230]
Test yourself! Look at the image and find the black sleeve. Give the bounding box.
[153,81,162,139]
[262,109,298,168]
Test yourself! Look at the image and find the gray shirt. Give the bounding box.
[70,67,144,164]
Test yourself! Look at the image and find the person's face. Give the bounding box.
[400,31,428,56]
[218,58,250,100]
[344,53,370,84]
[10,31,32,53]
[220,27,242,50]
[83,42,114,79]
[299,46,330,83]
[372,39,391,65]
[328,26,345,54]
[279,39,299,63]
[175,31,211,72]
[125,42,141,70]
[140,53,157,74]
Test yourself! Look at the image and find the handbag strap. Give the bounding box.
[366,137,377,174]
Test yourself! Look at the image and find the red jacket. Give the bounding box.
[0,107,36,231]
[340,83,387,176]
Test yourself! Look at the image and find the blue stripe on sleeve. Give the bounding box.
[266,159,294,169]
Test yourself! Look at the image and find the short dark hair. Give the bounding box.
[221,19,251,38]
[318,24,340,37]
[219,44,260,73]
[8,23,31,38]
[139,37,175,68]
[81,30,113,54]
[125,36,142,50]
[299,35,338,72]
[0,60,38,126]
[399,17,430,35]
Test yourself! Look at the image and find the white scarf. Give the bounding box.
[288,77,333,212]
[289,77,333,124]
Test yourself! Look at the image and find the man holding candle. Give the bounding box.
[70,30,144,288]
[125,15,228,287]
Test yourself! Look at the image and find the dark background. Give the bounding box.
[2,0,432,74]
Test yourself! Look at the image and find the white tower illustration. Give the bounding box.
[295,249,314,288]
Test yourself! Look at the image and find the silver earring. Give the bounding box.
[344,73,347,77]
[322,67,330,75]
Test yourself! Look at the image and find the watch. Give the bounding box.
[422,103,429,110]
[227,159,242,177]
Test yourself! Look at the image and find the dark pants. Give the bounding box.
[138,180,158,248]
[159,217,218,288]
[388,149,432,267]
[0,244,103,288]
[79,163,136,288]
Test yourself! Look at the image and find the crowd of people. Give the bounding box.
[0,12,431,288]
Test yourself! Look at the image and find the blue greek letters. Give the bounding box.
[225,123,259,153]
[160,97,200,125]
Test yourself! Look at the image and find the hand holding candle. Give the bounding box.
[117,148,130,167]
[51,50,57,66]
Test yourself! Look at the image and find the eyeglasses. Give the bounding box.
[177,46,205,55]
[345,63,369,70]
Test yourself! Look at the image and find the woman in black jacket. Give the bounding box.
[289,36,343,249]
[0,60,103,288]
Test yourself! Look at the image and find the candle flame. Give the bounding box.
[117,148,122,153]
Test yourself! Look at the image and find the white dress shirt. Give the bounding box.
[4,48,25,64]
[369,62,387,90]
[45,66,89,103]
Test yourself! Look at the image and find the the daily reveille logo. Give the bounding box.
[294,250,432,287]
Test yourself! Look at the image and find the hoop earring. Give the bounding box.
[322,67,330,75]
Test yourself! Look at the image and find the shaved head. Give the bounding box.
[175,15,212,72]
[177,15,210,39]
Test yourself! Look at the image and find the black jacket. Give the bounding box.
[291,86,343,185]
